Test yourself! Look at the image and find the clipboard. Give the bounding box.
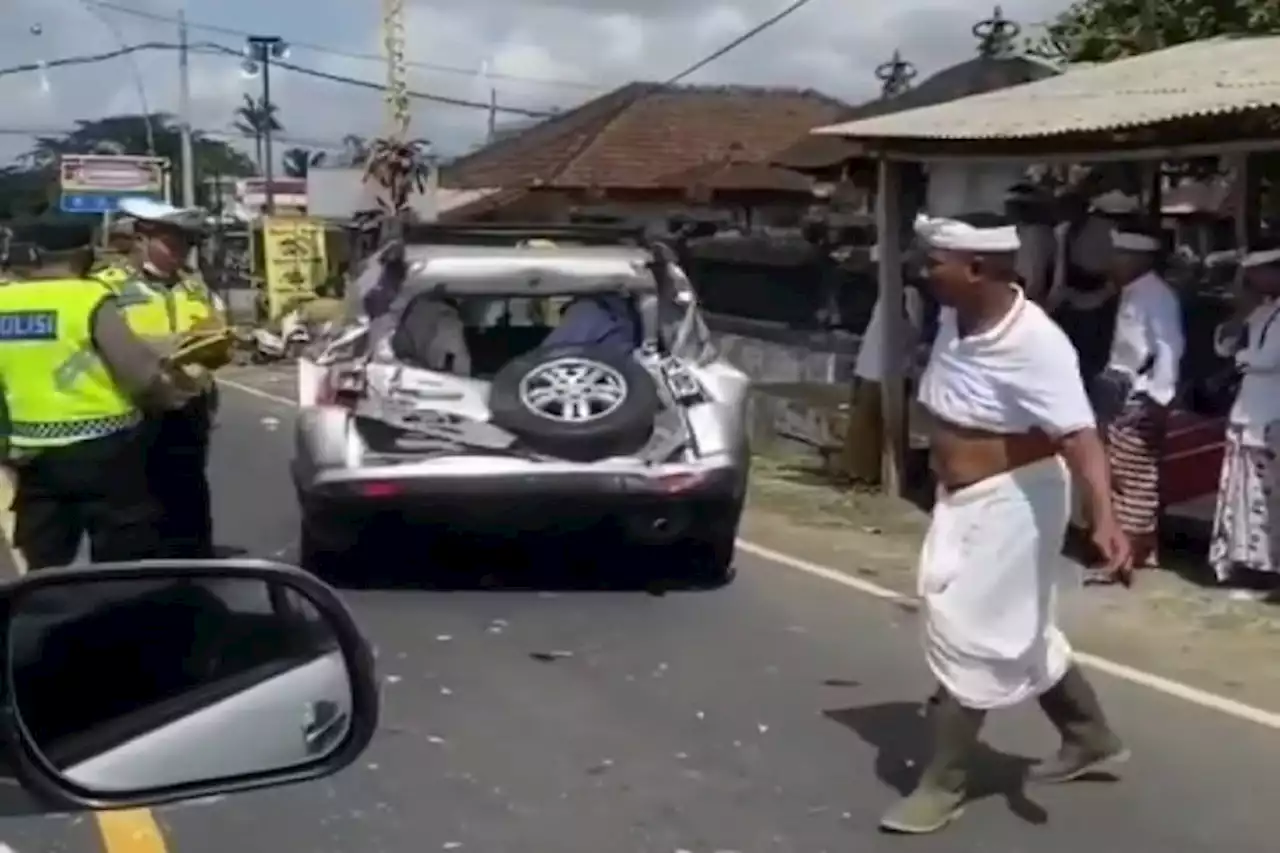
[166,329,233,368]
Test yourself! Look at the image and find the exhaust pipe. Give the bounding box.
[626,511,687,543]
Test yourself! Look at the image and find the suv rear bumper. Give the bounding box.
[294,459,747,538]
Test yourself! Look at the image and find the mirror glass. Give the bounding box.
[8,575,353,793]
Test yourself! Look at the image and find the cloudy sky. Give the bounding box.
[1,0,1068,167]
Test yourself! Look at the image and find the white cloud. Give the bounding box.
[0,0,1069,167]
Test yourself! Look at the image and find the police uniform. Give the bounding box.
[100,200,224,559]
[0,278,164,569]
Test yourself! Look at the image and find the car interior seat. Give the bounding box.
[391,295,472,376]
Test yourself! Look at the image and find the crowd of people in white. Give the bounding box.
[849,187,1280,601]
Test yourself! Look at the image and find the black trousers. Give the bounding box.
[147,394,215,559]
[13,425,163,570]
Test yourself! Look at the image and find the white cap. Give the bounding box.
[913,214,1020,253]
[1090,190,1140,215]
[1241,247,1280,269]
[1112,230,1161,252]
[116,197,206,233]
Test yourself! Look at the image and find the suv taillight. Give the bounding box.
[318,369,364,407]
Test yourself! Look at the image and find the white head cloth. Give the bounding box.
[1090,190,1140,215]
[1241,247,1280,269]
[914,214,1020,253]
[1112,230,1161,252]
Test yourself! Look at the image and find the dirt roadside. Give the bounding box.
[742,454,1280,714]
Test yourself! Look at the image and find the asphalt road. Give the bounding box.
[3,378,1279,852]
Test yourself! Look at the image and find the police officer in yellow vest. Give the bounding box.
[0,277,204,569]
[104,197,228,559]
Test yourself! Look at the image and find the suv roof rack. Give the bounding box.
[399,222,650,248]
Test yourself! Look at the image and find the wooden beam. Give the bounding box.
[856,137,1280,166]
[875,158,907,497]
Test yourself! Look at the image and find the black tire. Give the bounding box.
[688,530,736,586]
[299,512,359,583]
[670,503,742,587]
[489,344,659,462]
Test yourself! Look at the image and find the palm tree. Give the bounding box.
[339,134,371,167]
[282,147,325,178]
[233,94,283,173]
[356,137,431,239]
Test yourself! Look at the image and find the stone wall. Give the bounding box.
[705,313,859,385]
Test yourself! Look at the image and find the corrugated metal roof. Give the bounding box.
[811,36,1280,142]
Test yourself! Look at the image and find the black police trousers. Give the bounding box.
[147,393,215,559]
[12,424,164,570]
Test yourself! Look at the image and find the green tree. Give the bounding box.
[282,147,325,178]
[14,113,256,213]
[1032,0,1280,63]
[232,94,283,172]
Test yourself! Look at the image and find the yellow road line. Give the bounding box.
[94,809,169,853]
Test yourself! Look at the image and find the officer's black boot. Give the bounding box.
[879,689,985,834]
[1030,664,1129,784]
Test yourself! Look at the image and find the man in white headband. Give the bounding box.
[1092,226,1183,573]
[880,213,1130,834]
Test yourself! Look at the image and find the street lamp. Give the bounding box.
[241,35,289,214]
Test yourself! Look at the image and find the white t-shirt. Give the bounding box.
[1106,271,1184,405]
[918,287,1095,437]
[1218,297,1280,446]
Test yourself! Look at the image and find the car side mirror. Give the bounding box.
[1,560,378,811]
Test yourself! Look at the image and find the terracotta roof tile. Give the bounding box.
[653,159,815,194]
[442,83,849,191]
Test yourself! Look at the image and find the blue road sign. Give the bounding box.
[59,193,160,214]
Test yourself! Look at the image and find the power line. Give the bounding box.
[0,124,354,150]
[87,0,603,92]
[0,41,557,118]
[663,0,821,85]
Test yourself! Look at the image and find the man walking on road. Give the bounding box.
[879,214,1132,834]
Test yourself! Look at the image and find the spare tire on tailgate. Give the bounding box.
[489,344,659,462]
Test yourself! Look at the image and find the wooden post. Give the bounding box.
[876,158,907,497]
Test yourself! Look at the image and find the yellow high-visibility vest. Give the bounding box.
[0,278,140,450]
[97,265,223,341]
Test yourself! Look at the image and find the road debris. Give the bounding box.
[530,650,574,662]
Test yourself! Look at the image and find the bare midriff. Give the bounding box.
[927,414,1057,492]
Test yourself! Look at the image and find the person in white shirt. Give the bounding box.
[842,244,923,484]
[879,214,1130,835]
[1093,227,1185,572]
[1208,245,1280,598]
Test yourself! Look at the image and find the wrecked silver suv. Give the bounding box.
[292,225,751,583]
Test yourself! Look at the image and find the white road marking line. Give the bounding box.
[218,376,1280,732]
[732,541,1280,731]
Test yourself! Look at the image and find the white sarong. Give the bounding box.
[919,456,1076,710]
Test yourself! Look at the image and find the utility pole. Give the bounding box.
[177,8,196,207]
[243,35,289,215]
[488,88,498,142]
